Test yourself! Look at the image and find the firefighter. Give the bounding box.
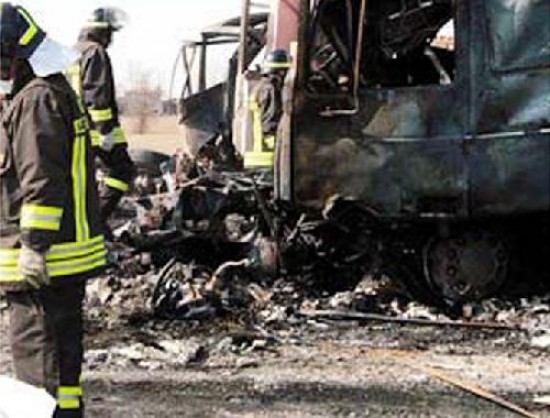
[0,3,106,417]
[68,7,136,235]
[244,49,291,168]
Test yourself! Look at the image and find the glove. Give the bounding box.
[18,246,50,289]
[99,131,115,152]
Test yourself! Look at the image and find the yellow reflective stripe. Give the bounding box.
[48,241,105,262]
[80,135,90,240]
[264,62,291,69]
[0,236,98,263]
[73,117,89,135]
[0,255,107,281]
[71,133,90,241]
[76,98,87,116]
[66,63,82,96]
[20,204,63,231]
[0,236,106,266]
[0,273,22,282]
[20,219,59,231]
[105,177,129,192]
[249,89,275,158]
[17,7,39,46]
[249,98,259,111]
[88,108,113,123]
[86,21,110,29]
[264,135,276,150]
[0,247,107,282]
[72,134,83,241]
[47,235,103,253]
[250,99,264,153]
[20,205,62,217]
[112,126,127,144]
[58,386,83,397]
[244,151,274,168]
[46,250,107,276]
[90,128,126,148]
[90,130,101,147]
[57,397,80,410]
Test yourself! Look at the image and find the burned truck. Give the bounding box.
[175,12,268,162]
[177,0,550,305]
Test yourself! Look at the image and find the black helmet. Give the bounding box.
[263,49,291,73]
[1,3,46,61]
[85,7,128,32]
[1,3,76,94]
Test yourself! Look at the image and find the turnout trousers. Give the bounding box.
[6,280,86,418]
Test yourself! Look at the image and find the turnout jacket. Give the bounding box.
[244,74,284,168]
[68,30,126,148]
[68,30,135,197]
[0,74,106,289]
[256,74,284,137]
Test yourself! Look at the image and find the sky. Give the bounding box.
[16,0,246,97]
[15,1,453,98]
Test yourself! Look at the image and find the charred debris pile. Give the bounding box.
[85,149,550,340]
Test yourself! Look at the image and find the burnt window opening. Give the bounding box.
[486,0,550,72]
[306,0,456,94]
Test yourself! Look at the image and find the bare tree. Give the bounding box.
[124,64,162,134]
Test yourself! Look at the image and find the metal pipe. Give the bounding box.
[408,364,541,418]
[199,37,207,92]
[320,0,367,117]
[233,0,252,140]
[352,0,367,99]
[424,46,452,85]
[298,309,523,331]
[237,0,252,76]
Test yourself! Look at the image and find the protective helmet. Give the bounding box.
[0,2,78,92]
[85,7,128,32]
[263,49,291,73]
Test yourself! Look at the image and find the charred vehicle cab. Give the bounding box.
[181,0,550,305]
[285,0,550,216]
[176,13,268,162]
[262,0,549,304]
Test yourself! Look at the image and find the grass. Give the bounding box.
[121,115,184,155]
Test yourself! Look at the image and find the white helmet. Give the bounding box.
[85,7,128,32]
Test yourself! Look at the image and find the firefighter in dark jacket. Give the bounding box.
[67,7,135,230]
[0,4,105,417]
[244,49,290,168]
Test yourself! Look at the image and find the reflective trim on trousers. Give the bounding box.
[57,385,82,410]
